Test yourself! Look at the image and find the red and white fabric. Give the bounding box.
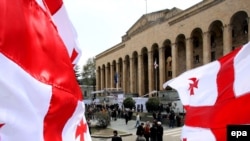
[163,42,250,141]
[0,0,91,141]
[42,0,81,66]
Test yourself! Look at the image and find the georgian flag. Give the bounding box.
[0,0,91,141]
[154,59,158,69]
[42,0,81,66]
[163,42,250,141]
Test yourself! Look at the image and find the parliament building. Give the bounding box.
[95,0,250,97]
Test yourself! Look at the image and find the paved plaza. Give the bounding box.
[91,118,182,141]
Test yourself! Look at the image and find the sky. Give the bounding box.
[64,0,202,67]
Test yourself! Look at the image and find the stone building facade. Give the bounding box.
[95,0,250,96]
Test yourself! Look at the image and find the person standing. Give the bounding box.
[169,110,175,128]
[157,122,163,141]
[143,121,151,141]
[152,111,157,120]
[124,111,129,125]
[111,130,122,141]
[176,114,182,127]
[157,112,162,122]
[87,117,91,135]
[136,123,146,141]
[136,123,144,136]
[150,120,158,141]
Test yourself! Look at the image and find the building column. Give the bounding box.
[122,60,127,93]
[130,57,134,93]
[138,55,143,96]
[108,66,112,88]
[159,47,165,91]
[96,68,100,90]
[148,51,154,94]
[116,62,120,89]
[223,24,232,55]
[186,38,193,70]
[100,68,104,90]
[171,43,177,77]
[105,66,108,89]
[203,31,211,64]
[110,65,114,88]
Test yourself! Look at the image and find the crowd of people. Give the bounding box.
[85,103,133,121]
[135,120,164,141]
[132,110,182,141]
[85,103,183,125]
[85,103,183,141]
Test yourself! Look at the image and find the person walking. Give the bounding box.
[111,130,122,141]
[124,111,129,125]
[134,113,141,128]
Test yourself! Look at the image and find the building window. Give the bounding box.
[211,35,216,48]
[211,51,216,61]
[243,19,248,34]
[193,38,199,48]
[168,71,172,77]
[194,55,199,63]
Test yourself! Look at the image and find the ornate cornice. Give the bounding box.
[169,0,225,26]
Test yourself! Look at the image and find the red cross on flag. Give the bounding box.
[0,0,91,141]
[163,42,250,141]
[44,0,81,66]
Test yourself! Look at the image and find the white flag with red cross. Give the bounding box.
[42,0,81,66]
[0,0,91,141]
[163,42,250,141]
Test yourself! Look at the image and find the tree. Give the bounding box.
[82,57,96,89]
[146,97,160,112]
[123,97,135,109]
[74,65,83,85]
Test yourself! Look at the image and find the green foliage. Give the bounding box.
[74,65,83,85]
[146,97,160,112]
[82,57,96,87]
[95,111,110,128]
[123,97,135,109]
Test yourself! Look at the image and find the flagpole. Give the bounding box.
[155,67,156,94]
[156,64,157,97]
[145,0,147,14]
[116,72,118,91]
[154,58,157,97]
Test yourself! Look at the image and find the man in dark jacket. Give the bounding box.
[157,122,164,141]
[111,130,122,141]
[136,123,144,136]
[150,121,158,141]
